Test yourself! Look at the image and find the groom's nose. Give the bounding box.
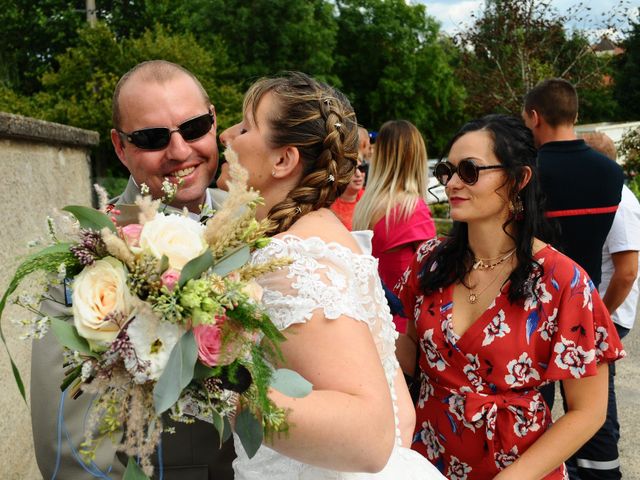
[220,123,241,146]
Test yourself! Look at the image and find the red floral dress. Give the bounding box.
[395,240,625,480]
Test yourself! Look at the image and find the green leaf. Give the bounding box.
[62,205,116,233]
[270,368,313,398]
[153,330,198,414]
[209,408,225,444]
[123,456,150,480]
[193,362,218,380]
[178,249,214,288]
[50,318,96,357]
[0,242,76,404]
[159,254,169,273]
[28,242,74,260]
[212,245,251,277]
[235,409,263,458]
[222,416,233,442]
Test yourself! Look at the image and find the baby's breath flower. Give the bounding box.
[81,361,96,382]
[13,315,50,340]
[57,262,67,281]
[161,177,183,205]
[140,183,150,196]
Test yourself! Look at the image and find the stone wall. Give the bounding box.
[0,112,98,479]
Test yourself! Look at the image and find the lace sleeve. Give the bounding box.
[252,235,381,331]
[252,235,400,387]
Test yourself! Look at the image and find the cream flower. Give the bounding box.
[126,301,186,382]
[242,280,263,303]
[139,214,207,270]
[72,257,132,344]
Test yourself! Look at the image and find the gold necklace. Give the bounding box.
[472,248,517,270]
[466,260,511,304]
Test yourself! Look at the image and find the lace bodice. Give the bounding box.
[233,233,404,479]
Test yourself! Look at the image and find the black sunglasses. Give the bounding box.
[117,111,215,150]
[356,164,368,174]
[434,159,506,186]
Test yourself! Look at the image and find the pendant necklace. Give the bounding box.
[472,248,517,270]
[466,258,511,304]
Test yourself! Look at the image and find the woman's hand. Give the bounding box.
[491,363,609,479]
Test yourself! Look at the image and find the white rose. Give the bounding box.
[126,302,186,382]
[139,214,207,270]
[72,257,133,344]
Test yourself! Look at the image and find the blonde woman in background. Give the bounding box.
[353,120,436,333]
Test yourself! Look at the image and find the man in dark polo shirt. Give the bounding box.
[523,78,624,480]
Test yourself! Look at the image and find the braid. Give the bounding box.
[250,73,358,235]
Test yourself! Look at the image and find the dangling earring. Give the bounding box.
[509,195,524,220]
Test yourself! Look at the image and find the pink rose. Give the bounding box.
[121,223,143,247]
[161,268,181,292]
[194,323,224,367]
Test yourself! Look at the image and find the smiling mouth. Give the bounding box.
[169,166,196,178]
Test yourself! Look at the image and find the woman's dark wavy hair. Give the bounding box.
[420,114,554,303]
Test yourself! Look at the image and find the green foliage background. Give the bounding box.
[0,0,637,182]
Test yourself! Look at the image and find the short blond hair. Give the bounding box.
[112,60,210,129]
[580,131,617,161]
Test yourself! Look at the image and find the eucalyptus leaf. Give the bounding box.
[222,416,233,442]
[178,249,214,288]
[209,408,225,444]
[50,317,96,357]
[212,245,251,277]
[124,456,150,480]
[62,205,116,233]
[270,368,313,398]
[153,330,198,414]
[235,409,263,458]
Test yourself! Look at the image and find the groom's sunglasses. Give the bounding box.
[117,111,215,150]
[434,159,506,186]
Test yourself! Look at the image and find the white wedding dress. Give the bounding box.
[233,233,445,479]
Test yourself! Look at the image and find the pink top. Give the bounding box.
[372,198,436,332]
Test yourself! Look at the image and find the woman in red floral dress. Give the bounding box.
[395,115,624,479]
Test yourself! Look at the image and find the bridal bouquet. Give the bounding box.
[0,156,309,478]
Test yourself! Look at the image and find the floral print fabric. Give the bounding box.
[396,240,625,479]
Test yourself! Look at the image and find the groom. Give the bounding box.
[31,60,235,480]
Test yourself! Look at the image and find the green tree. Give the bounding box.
[33,22,243,179]
[455,0,619,118]
[614,11,640,120]
[334,0,466,155]
[0,0,85,93]
[172,0,338,87]
[618,126,640,198]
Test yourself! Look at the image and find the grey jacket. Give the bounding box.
[30,177,235,479]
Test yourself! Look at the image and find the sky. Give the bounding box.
[414,0,638,40]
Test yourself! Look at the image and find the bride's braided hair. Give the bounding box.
[243,72,359,235]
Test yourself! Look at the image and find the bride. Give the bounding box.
[219,72,445,479]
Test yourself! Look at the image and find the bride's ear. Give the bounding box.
[272,146,301,178]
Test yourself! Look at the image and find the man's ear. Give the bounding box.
[528,109,541,128]
[111,129,129,169]
[273,145,301,178]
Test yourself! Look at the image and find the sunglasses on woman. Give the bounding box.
[117,111,215,150]
[434,159,506,186]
